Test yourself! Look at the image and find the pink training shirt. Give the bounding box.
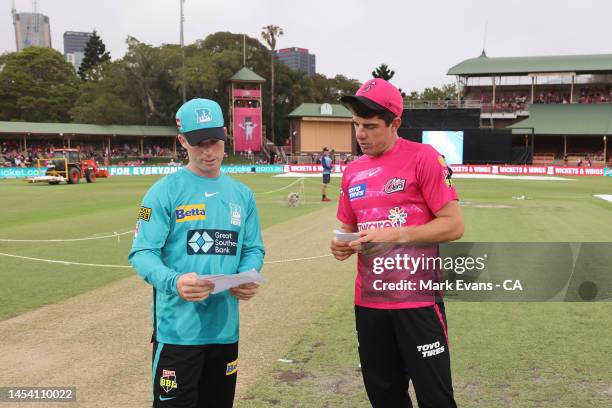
[337,137,459,309]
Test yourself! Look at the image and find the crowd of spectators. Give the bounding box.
[533,91,571,104]
[481,93,529,112]
[1,140,183,167]
[560,151,607,166]
[476,85,612,112]
[577,86,612,104]
[1,141,55,167]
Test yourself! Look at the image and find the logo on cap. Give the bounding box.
[362,80,377,93]
[175,117,181,129]
[196,108,212,124]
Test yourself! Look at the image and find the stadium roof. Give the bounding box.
[0,122,177,137]
[230,67,266,82]
[288,103,352,118]
[509,104,612,135]
[448,51,612,76]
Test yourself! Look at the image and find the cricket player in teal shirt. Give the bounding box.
[129,98,265,407]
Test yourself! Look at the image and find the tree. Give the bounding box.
[69,61,142,124]
[371,63,408,97]
[0,47,79,122]
[421,83,457,101]
[122,37,174,125]
[372,63,395,81]
[78,30,111,81]
[261,25,284,143]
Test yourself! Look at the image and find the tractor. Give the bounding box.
[27,148,109,185]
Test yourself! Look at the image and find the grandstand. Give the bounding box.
[446,51,612,166]
[0,122,179,166]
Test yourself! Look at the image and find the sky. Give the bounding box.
[2,0,612,92]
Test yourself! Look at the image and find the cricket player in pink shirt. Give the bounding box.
[331,78,464,407]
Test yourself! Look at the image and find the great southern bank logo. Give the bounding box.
[187,229,238,255]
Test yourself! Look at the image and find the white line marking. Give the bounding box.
[0,252,133,268]
[0,230,134,242]
[594,194,612,203]
[254,177,304,195]
[0,252,334,269]
[0,230,133,243]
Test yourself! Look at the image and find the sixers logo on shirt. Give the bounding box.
[384,178,406,194]
[348,183,367,200]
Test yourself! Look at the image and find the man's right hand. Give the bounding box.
[176,273,215,302]
[330,238,356,261]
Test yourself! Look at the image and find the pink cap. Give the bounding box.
[341,78,403,117]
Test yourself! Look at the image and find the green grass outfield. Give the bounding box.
[0,174,328,320]
[1,174,611,407]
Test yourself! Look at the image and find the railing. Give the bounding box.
[286,154,318,165]
[481,103,528,114]
[403,99,482,109]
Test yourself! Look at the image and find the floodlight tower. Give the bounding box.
[180,0,186,102]
[32,0,40,34]
[12,0,18,50]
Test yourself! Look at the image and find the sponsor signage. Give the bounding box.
[449,165,605,177]
[101,165,283,176]
[0,167,47,179]
[283,164,347,173]
[187,229,239,255]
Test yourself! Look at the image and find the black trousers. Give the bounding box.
[152,341,238,408]
[355,304,457,408]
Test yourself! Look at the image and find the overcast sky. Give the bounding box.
[2,0,611,92]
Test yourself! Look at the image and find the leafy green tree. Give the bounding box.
[0,47,79,122]
[78,30,111,81]
[421,83,457,101]
[69,61,142,124]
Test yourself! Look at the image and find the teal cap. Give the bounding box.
[175,98,226,145]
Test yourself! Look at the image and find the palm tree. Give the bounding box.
[261,24,284,143]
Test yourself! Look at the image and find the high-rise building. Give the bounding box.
[12,10,52,52]
[274,47,316,76]
[64,31,93,71]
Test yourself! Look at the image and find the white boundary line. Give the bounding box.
[594,194,612,203]
[0,252,133,268]
[0,252,333,269]
[264,254,333,264]
[0,230,133,243]
[253,177,304,195]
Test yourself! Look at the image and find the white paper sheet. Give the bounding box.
[333,229,361,242]
[197,269,266,294]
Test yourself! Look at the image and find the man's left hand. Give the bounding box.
[230,283,260,300]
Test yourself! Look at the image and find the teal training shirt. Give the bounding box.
[128,168,265,345]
